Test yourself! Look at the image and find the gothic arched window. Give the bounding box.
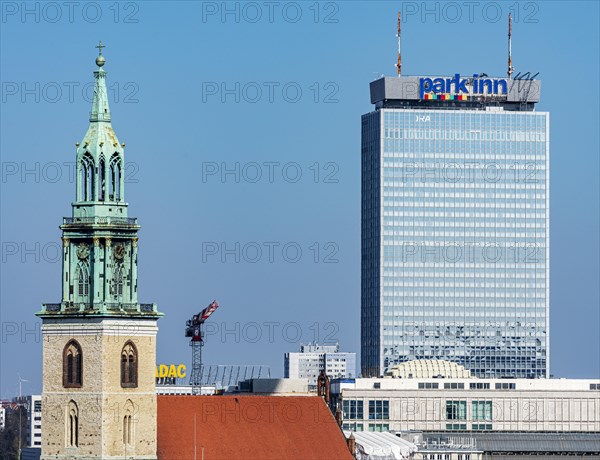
[112,264,124,298]
[76,261,90,298]
[81,153,95,201]
[120,342,137,388]
[123,400,134,445]
[66,401,79,447]
[63,341,83,388]
[109,154,122,201]
[98,156,106,201]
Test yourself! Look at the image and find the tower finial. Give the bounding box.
[396,12,402,77]
[95,41,106,67]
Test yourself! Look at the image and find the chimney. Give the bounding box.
[346,433,356,456]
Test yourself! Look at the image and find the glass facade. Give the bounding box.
[362,107,549,378]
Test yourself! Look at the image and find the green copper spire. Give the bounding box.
[90,41,110,123]
[38,43,161,319]
[74,41,127,218]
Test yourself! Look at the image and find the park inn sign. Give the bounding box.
[419,73,508,99]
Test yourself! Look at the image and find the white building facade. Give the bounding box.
[15,395,42,448]
[331,378,600,433]
[285,343,356,388]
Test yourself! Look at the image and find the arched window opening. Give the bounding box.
[123,415,133,445]
[66,401,79,447]
[63,341,82,388]
[110,154,121,201]
[98,157,106,201]
[81,154,94,201]
[112,264,124,298]
[76,261,90,298]
[121,342,138,388]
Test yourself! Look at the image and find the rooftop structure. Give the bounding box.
[385,360,472,379]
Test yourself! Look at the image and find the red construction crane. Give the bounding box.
[185,300,219,394]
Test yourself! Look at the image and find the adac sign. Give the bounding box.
[156,364,187,379]
[419,74,508,100]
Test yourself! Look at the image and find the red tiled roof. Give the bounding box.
[157,395,353,460]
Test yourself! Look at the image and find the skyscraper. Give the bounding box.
[36,45,162,459]
[361,74,548,378]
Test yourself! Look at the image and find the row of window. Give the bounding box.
[65,400,135,448]
[447,400,493,420]
[342,400,390,420]
[79,153,122,202]
[63,339,137,388]
[418,382,508,391]
[344,398,494,422]
[75,260,125,299]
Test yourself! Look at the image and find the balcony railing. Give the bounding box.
[41,302,158,314]
[63,216,138,226]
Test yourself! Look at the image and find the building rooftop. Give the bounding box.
[369,75,541,111]
[157,395,353,460]
[423,432,600,454]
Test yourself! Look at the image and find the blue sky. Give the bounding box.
[1,1,598,397]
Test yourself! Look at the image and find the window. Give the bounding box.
[458,455,471,460]
[590,384,600,390]
[343,400,363,420]
[123,400,135,445]
[495,382,516,390]
[472,400,492,420]
[98,157,106,201]
[66,401,79,447]
[418,382,439,389]
[342,422,364,431]
[369,400,389,420]
[472,423,493,430]
[63,341,82,388]
[445,423,467,430]
[445,401,466,420]
[444,382,465,389]
[110,154,122,201]
[368,423,389,432]
[123,415,132,445]
[470,382,490,390]
[112,264,124,297]
[80,153,95,201]
[76,261,90,297]
[34,401,42,412]
[121,342,138,388]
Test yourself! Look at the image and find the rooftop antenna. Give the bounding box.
[396,12,402,76]
[507,13,514,79]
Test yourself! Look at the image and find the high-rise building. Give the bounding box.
[285,343,356,388]
[36,45,162,459]
[361,74,548,378]
[15,395,42,448]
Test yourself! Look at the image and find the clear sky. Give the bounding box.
[1,1,598,397]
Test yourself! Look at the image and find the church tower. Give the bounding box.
[37,43,162,460]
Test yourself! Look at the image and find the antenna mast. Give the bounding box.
[507,13,514,79]
[396,12,402,76]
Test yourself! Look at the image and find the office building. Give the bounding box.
[330,377,600,433]
[285,343,356,389]
[362,74,548,378]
